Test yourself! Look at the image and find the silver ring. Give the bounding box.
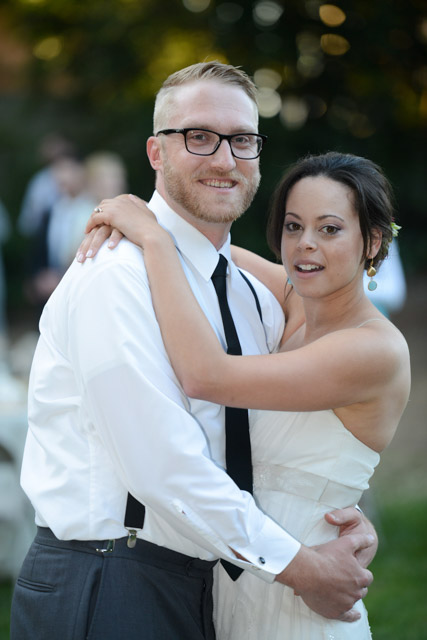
[94,206,103,213]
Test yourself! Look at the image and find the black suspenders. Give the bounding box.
[123,270,263,545]
[238,269,263,324]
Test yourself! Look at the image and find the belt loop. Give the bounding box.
[95,539,115,553]
[185,559,194,576]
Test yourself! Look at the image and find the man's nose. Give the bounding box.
[210,139,237,171]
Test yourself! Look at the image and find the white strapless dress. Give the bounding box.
[214,408,380,639]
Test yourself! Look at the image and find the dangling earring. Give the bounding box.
[284,277,293,303]
[367,259,377,291]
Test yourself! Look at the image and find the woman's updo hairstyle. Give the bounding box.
[267,151,396,270]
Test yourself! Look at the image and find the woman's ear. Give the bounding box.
[368,228,383,259]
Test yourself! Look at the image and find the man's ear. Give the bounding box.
[146,136,162,171]
[368,228,382,259]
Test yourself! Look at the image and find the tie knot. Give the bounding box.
[211,254,228,280]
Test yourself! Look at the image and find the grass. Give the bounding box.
[1,499,426,639]
[0,582,11,639]
[365,498,427,639]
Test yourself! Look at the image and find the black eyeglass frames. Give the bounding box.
[156,128,267,160]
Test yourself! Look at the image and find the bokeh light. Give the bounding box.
[253,1,283,27]
[320,33,350,55]
[216,2,244,23]
[296,31,324,78]
[296,31,321,55]
[33,36,62,61]
[418,18,427,43]
[258,88,282,118]
[280,96,309,129]
[319,4,346,27]
[254,67,282,90]
[306,94,328,119]
[183,0,211,13]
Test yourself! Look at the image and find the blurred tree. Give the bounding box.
[0,0,425,309]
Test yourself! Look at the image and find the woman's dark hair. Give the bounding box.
[267,151,396,270]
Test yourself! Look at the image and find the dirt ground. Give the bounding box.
[368,274,427,504]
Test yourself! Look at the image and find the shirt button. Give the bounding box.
[258,557,266,565]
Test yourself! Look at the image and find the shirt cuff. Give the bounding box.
[172,498,301,584]
[234,515,301,583]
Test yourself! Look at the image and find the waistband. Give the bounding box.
[35,527,217,578]
[253,464,363,508]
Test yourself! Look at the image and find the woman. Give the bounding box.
[82,152,410,638]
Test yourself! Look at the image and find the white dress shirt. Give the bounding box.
[21,191,301,582]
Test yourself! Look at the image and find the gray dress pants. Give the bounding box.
[10,527,217,640]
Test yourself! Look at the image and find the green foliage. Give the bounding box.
[0,0,426,309]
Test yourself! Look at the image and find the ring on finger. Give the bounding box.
[94,206,103,213]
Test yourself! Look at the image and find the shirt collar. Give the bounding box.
[148,190,231,281]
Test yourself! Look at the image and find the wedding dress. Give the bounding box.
[214,408,379,639]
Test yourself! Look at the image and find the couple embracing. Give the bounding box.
[11,62,409,639]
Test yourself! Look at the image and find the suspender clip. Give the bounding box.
[126,528,138,548]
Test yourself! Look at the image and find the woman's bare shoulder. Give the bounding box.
[357,316,410,358]
[281,313,409,386]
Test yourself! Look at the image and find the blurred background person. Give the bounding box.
[85,151,128,203]
[23,153,90,309]
[23,150,128,310]
[45,154,92,275]
[17,133,76,239]
[48,151,129,276]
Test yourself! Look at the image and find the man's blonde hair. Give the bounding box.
[153,61,259,132]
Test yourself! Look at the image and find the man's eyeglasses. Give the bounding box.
[156,128,267,160]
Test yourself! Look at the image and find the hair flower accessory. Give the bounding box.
[391,221,401,238]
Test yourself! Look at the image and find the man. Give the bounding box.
[11,62,375,639]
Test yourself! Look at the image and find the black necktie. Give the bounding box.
[211,254,252,580]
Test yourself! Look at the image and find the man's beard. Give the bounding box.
[162,157,260,225]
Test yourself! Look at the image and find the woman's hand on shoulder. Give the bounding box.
[76,194,166,262]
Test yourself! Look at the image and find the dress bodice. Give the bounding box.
[250,408,380,496]
[249,408,380,540]
[215,409,378,639]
